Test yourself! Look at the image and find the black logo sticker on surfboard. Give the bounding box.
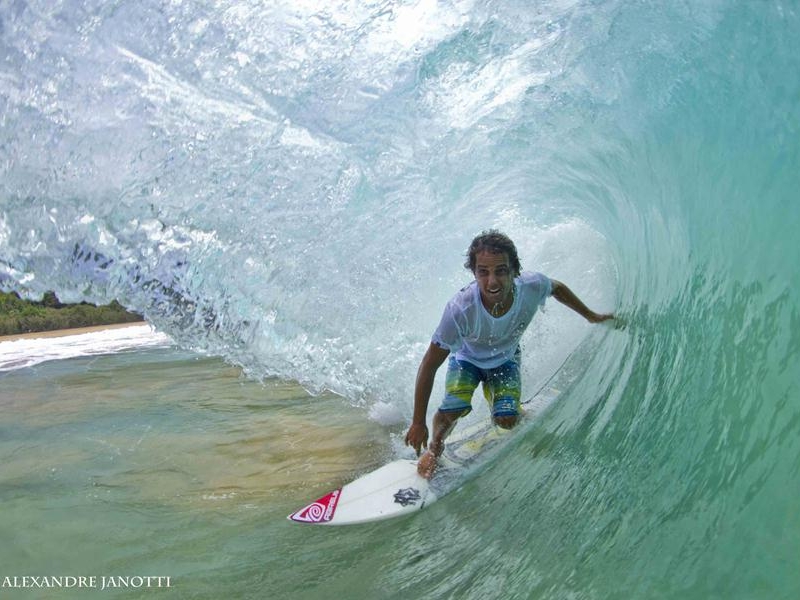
[393,487,422,506]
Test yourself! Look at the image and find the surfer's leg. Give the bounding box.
[418,409,466,479]
[483,359,522,429]
[439,356,479,416]
[419,358,479,478]
[493,414,519,429]
[429,409,465,454]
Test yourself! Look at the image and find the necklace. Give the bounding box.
[490,285,515,317]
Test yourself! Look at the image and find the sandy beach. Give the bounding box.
[0,320,147,343]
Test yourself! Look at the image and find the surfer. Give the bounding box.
[405,230,614,479]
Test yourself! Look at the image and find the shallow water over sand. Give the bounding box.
[0,348,393,598]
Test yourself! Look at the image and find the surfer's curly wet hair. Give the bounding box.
[464,230,522,276]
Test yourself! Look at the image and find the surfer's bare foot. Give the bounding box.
[417,450,438,479]
[418,439,444,479]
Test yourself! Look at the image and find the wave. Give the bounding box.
[2,1,799,596]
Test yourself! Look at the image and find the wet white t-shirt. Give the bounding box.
[431,271,552,369]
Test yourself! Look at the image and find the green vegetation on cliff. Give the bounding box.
[0,291,143,336]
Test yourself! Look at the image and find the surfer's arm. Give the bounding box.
[551,279,614,323]
[405,342,450,456]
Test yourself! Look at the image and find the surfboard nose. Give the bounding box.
[288,489,342,524]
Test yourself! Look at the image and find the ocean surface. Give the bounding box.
[1,1,799,598]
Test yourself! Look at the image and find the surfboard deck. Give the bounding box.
[288,387,560,526]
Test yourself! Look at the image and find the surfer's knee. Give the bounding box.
[493,414,519,429]
[490,392,520,429]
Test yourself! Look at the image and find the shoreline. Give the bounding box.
[0,321,149,343]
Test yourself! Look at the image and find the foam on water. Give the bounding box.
[0,324,171,371]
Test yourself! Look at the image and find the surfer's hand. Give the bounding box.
[405,422,428,456]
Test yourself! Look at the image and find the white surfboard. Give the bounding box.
[288,387,560,526]
[287,421,511,525]
[287,459,434,525]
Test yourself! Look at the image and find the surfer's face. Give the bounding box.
[474,250,514,313]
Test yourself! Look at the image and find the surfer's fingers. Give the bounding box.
[405,423,429,455]
[415,439,427,456]
[414,439,426,457]
[404,433,420,455]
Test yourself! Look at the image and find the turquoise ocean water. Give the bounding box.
[1,1,799,598]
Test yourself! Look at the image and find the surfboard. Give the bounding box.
[287,419,512,525]
[287,459,435,525]
[288,387,560,526]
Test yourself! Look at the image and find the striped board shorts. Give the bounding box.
[438,354,521,418]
